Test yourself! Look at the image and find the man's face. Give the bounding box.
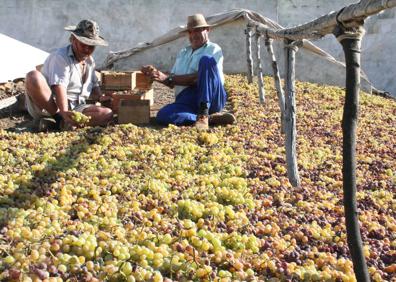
[72,37,95,62]
[188,27,209,50]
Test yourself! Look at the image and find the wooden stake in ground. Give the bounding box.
[245,24,254,84]
[265,34,285,133]
[334,22,370,282]
[284,39,300,187]
[255,27,265,104]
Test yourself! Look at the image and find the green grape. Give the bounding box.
[71,111,91,125]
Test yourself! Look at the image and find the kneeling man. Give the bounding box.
[141,13,235,130]
[25,19,113,131]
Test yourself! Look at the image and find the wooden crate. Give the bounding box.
[101,70,153,90]
[101,71,137,90]
[111,88,154,114]
[118,100,150,125]
[135,71,153,89]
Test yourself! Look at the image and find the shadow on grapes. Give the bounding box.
[1,127,106,227]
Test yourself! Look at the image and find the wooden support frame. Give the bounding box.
[245,24,254,84]
[284,39,300,187]
[264,34,285,133]
[255,27,265,104]
[259,0,396,41]
[243,2,396,280]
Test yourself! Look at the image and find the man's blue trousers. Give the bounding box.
[156,55,227,125]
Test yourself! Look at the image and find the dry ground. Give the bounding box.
[0,81,174,132]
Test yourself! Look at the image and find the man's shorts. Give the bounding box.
[25,93,91,119]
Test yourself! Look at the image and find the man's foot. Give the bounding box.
[195,115,209,130]
[37,117,57,132]
[209,112,236,126]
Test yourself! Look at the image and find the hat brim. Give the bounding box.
[65,26,108,46]
[71,32,108,46]
[64,25,76,31]
[180,24,211,34]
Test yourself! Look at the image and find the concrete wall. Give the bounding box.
[1,0,395,96]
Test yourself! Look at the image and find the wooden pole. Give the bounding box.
[245,24,254,84]
[334,23,370,282]
[284,39,300,187]
[259,0,396,41]
[265,34,285,133]
[255,27,265,104]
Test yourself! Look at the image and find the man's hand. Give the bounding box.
[141,65,156,76]
[59,111,79,128]
[141,65,167,83]
[152,69,168,83]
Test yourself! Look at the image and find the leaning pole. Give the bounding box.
[334,21,370,282]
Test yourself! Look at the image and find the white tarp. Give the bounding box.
[101,8,375,91]
[101,9,344,69]
[0,33,49,83]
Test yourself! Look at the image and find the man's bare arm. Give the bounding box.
[52,85,77,126]
[141,65,197,88]
[52,85,69,113]
[171,73,198,86]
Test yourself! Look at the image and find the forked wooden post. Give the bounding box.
[265,34,285,133]
[284,39,300,187]
[334,22,370,282]
[255,27,265,104]
[245,24,254,84]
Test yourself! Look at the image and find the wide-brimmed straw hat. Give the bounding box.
[186,14,211,31]
[65,19,108,46]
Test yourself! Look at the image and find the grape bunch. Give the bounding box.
[71,111,91,126]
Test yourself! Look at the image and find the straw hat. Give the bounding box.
[186,14,211,30]
[65,19,108,46]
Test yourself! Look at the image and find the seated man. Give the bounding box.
[25,19,113,131]
[141,13,235,129]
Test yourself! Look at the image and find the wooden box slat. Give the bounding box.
[101,70,153,91]
[110,88,153,114]
[135,71,153,89]
[118,99,150,125]
[101,71,137,90]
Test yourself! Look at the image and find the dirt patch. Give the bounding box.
[0,79,30,130]
[0,80,174,132]
[0,79,25,100]
[0,109,30,130]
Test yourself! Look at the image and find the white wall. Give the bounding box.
[1,0,395,96]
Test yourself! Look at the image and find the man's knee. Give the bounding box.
[84,105,112,116]
[83,106,113,125]
[105,108,113,119]
[102,108,113,124]
[26,70,43,85]
[156,106,171,125]
[25,70,47,95]
[199,55,216,68]
[98,106,113,120]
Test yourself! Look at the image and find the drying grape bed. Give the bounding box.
[0,75,395,281]
[0,81,25,101]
